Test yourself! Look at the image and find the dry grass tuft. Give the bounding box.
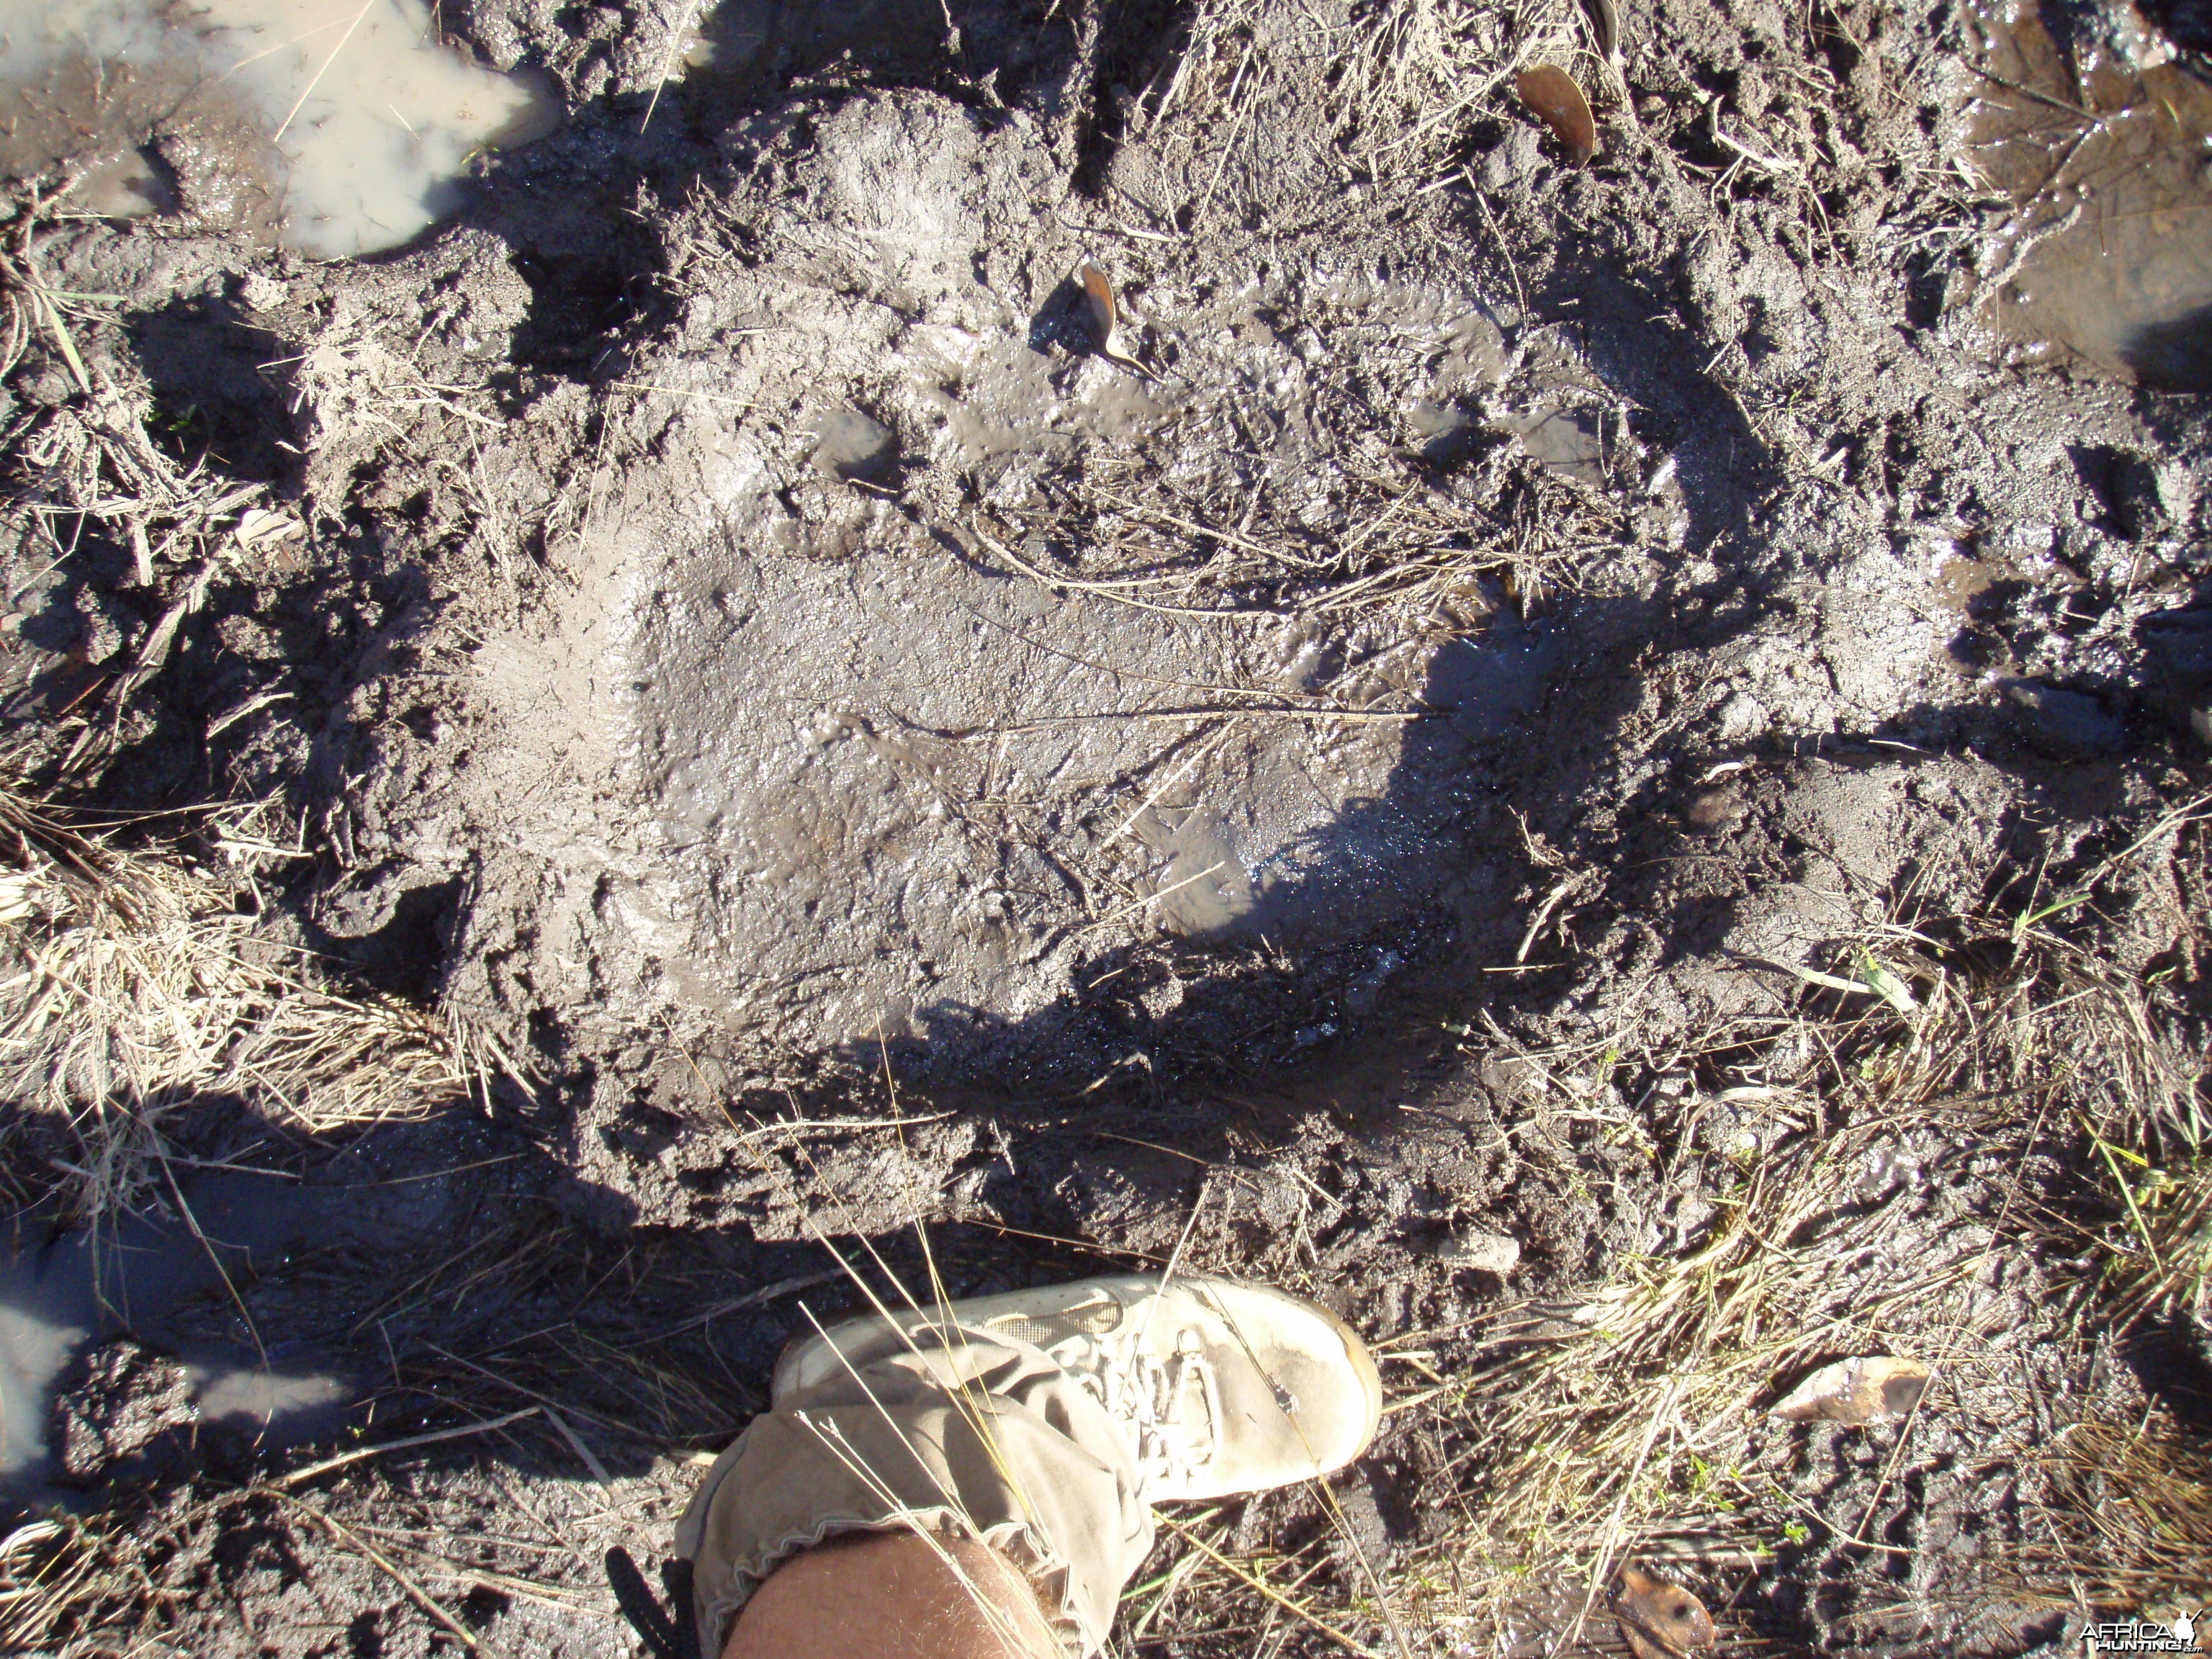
[2022,1402,2212,1614]
[292,308,502,468]
[1080,884,2208,1655]
[0,783,479,1223]
[1328,0,1608,182]
[0,184,118,398]
[974,421,1609,637]
[1377,892,2212,1649]
[0,1513,154,1656]
[2101,1158,2212,1337]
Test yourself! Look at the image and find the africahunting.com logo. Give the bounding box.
[2085,1609,2203,1653]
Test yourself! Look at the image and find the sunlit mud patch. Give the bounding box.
[412,89,1696,1069]
[615,538,1506,1049]
[0,0,556,257]
[1965,0,2212,389]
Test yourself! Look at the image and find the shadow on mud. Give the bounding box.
[1,342,1790,1524]
[2125,301,2212,395]
[0,1091,1158,1509]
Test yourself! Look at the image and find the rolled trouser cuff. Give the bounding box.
[674,1324,1154,1658]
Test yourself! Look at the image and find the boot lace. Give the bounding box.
[984,1301,1221,1486]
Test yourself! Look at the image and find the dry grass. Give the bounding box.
[2,829,2204,1655]
[1088,881,2211,1654]
[971,415,1614,643]
[1321,0,1614,184]
[0,1512,158,1658]
[0,186,505,1224]
[8,356,313,784]
[2020,1401,2212,1614]
[291,307,503,468]
[0,784,483,1223]
[0,185,119,399]
[1507,927,2195,1647]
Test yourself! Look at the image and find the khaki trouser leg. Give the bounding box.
[674,1323,1156,1658]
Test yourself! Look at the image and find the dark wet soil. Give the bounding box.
[4,0,2211,1653]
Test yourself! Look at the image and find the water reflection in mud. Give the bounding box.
[0,1153,477,1498]
[0,0,557,256]
[1966,0,2212,388]
[0,1184,347,1497]
[1507,404,1611,489]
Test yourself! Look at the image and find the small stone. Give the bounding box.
[1443,1230,1520,1274]
[238,271,289,312]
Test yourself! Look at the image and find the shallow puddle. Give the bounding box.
[1966,0,2212,388]
[0,1136,488,1496]
[1,1181,343,1494]
[1506,403,1612,488]
[809,406,899,480]
[1,0,556,256]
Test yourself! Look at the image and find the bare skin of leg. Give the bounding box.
[721,1531,1062,1659]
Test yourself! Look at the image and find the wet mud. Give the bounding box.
[1965,0,2212,388]
[0,1150,476,1498]
[1,0,557,254]
[2,0,2211,1651]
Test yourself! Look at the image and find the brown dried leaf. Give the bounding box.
[1769,1356,1931,1425]
[1583,0,1622,62]
[1613,1563,1716,1658]
[1074,260,1155,379]
[1515,65,1599,165]
[1077,260,1119,350]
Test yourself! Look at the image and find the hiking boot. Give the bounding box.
[771,1273,1382,1503]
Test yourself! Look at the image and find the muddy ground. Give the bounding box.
[3,0,2211,1653]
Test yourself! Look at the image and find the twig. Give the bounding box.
[608,379,753,410]
[542,1407,613,1486]
[1195,40,1261,230]
[970,524,1272,621]
[1516,873,1586,963]
[1465,178,1529,325]
[1082,493,1329,570]
[276,1408,541,1488]
[640,0,709,133]
[117,552,224,703]
[278,1493,500,1655]
[161,1161,268,1372]
[643,1268,848,1339]
[738,1113,956,1138]
[1853,1369,1935,1542]
[1101,723,1232,852]
[1076,860,1228,939]
[1573,1376,1681,1642]
[418,1341,630,1436]
[272,0,378,143]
